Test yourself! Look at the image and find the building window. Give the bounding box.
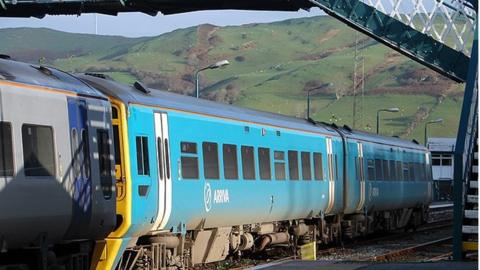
[258,147,271,180]
[301,152,312,180]
[136,136,150,176]
[22,124,55,177]
[203,142,219,179]
[313,152,323,180]
[274,151,286,180]
[0,122,13,177]
[223,144,238,180]
[180,142,198,179]
[288,150,299,180]
[241,146,255,180]
[367,159,375,180]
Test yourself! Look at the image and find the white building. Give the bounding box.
[427,137,455,201]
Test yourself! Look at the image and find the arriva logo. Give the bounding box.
[204,183,230,212]
[204,182,212,212]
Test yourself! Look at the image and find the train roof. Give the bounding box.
[79,74,427,152]
[0,58,106,98]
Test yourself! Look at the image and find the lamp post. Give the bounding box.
[376,107,399,134]
[424,118,443,146]
[194,60,229,98]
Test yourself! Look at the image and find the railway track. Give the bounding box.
[362,236,453,262]
[206,218,453,269]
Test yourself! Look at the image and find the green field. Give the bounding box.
[0,16,465,143]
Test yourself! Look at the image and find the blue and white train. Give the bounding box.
[0,58,432,270]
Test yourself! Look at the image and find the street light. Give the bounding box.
[194,60,230,98]
[376,107,399,134]
[424,118,443,146]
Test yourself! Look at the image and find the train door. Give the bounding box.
[355,142,365,211]
[152,112,172,230]
[111,104,126,202]
[325,137,335,214]
[66,98,92,235]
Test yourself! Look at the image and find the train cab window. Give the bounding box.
[180,142,199,179]
[367,159,375,181]
[274,151,286,180]
[258,147,271,180]
[389,160,396,180]
[402,162,409,181]
[301,152,312,180]
[241,146,255,180]
[288,150,299,180]
[382,160,389,181]
[313,153,323,180]
[432,154,441,165]
[203,142,219,179]
[223,144,238,180]
[0,122,14,177]
[22,124,55,177]
[97,129,112,199]
[136,136,150,176]
[395,161,402,181]
[375,159,383,181]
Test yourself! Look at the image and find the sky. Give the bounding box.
[0,8,324,37]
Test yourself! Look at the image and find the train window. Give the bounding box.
[389,160,396,180]
[111,106,118,119]
[97,129,112,199]
[395,161,402,181]
[375,159,382,181]
[288,150,299,180]
[367,159,375,180]
[0,122,13,177]
[181,157,199,179]
[241,146,255,180]
[203,142,219,179]
[420,162,426,181]
[301,152,312,180]
[181,142,197,154]
[223,144,238,180]
[71,129,80,179]
[334,155,339,180]
[313,153,323,180]
[258,147,271,180]
[157,138,163,179]
[274,151,286,181]
[164,139,170,179]
[180,141,197,179]
[136,136,150,176]
[402,162,409,181]
[113,125,121,166]
[382,160,389,181]
[81,129,91,179]
[22,124,55,177]
[408,162,415,181]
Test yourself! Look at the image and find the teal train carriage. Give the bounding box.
[80,74,432,269]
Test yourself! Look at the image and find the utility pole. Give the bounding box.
[352,33,365,129]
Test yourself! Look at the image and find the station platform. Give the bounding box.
[251,260,477,270]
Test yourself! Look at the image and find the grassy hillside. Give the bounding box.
[1,16,464,143]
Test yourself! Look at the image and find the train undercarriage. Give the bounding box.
[119,206,428,270]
